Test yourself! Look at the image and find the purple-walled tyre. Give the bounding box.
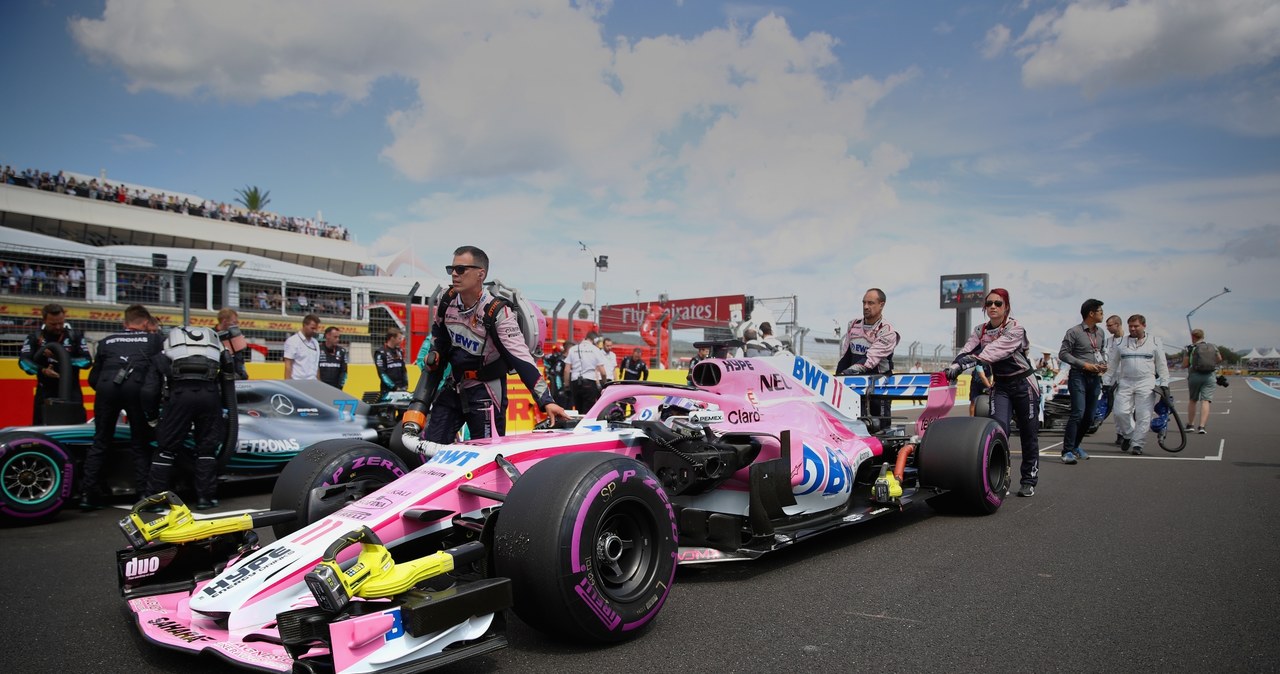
[917,417,1010,515]
[268,439,409,538]
[1,432,74,525]
[494,453,678,643]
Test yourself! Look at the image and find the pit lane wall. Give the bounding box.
[0,358,690,433]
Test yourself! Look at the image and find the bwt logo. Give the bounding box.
[430,449,481,466]
[792,358,829,395]
[451,332,481,352]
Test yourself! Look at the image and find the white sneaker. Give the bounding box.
[1196,427,1207,434]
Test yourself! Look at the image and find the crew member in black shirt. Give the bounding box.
[81,304,164,509]
[19,303,92,424]
[374,327,408,393]
[620,348,650,381]
[318,326,349,389]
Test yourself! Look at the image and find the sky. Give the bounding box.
[2,0,1278,353]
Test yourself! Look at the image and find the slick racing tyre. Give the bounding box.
[917,417,1010,515]
[972,394,992,419]
[0,432,74,525]
[269,439,410,538]
[494,453,677,643]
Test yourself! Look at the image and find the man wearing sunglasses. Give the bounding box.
[836,288,900,431]
[419,246,568,442]
[1058,298,1108,464]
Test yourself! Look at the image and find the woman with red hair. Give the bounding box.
[950,288,1040,497]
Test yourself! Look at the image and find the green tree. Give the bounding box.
[234,185,271,212]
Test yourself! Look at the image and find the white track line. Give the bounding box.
[1027,438,1223,461]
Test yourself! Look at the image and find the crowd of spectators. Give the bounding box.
[2,165,350,241]
[116,269,171,303]
[240,283,350,318]
[0,259,86,299]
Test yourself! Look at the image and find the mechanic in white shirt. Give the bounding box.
[283,314,321,380]
[1100,313,1128,446]
[565,331,608,412]
[1105,314,1169,455]
[601,337,619,382]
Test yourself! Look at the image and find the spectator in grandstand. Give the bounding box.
[256,289,269,310]
[19,304,92,425]
[270,289,283,311]
[296,292,309,312]
[283,314,321,380]
[69,265,84,297]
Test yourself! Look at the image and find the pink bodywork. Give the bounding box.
[129,354,958,672]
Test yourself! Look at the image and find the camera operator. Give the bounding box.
[19,303,92,424]
[215,307,249,379]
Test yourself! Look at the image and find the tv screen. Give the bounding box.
[940,274,989,309]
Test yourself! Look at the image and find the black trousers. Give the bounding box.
[992,377,1041,487]
[572,378,601,413]
[84,381,153,497]
[425,383,507,443]
[149,382,225,500]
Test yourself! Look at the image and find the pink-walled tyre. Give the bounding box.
[494,453,678,643]
[917,417,1010,515]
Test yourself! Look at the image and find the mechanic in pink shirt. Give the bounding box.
[420,246,569,442]
[837,287,900,431]
[949,288,1041,498]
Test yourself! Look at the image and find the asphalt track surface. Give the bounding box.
[3,375,1277,673]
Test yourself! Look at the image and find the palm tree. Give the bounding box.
[234,185,271,212]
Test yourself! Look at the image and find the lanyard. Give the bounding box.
[979,317,1008,344]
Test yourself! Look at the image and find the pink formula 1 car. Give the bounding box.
[115,349,1010,672]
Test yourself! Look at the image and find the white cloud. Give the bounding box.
[980,24,1011,59]
[71,2,914,265]
[110,133,155,152]
[1015,0,1280,92]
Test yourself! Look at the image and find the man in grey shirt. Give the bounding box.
[1058,298,1109,464]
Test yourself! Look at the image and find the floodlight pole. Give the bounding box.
[578,241,608,323]
[1185,287,1230,338]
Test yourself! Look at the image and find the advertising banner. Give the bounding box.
[599,295,747,332]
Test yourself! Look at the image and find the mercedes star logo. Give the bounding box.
[271,394,295,416]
